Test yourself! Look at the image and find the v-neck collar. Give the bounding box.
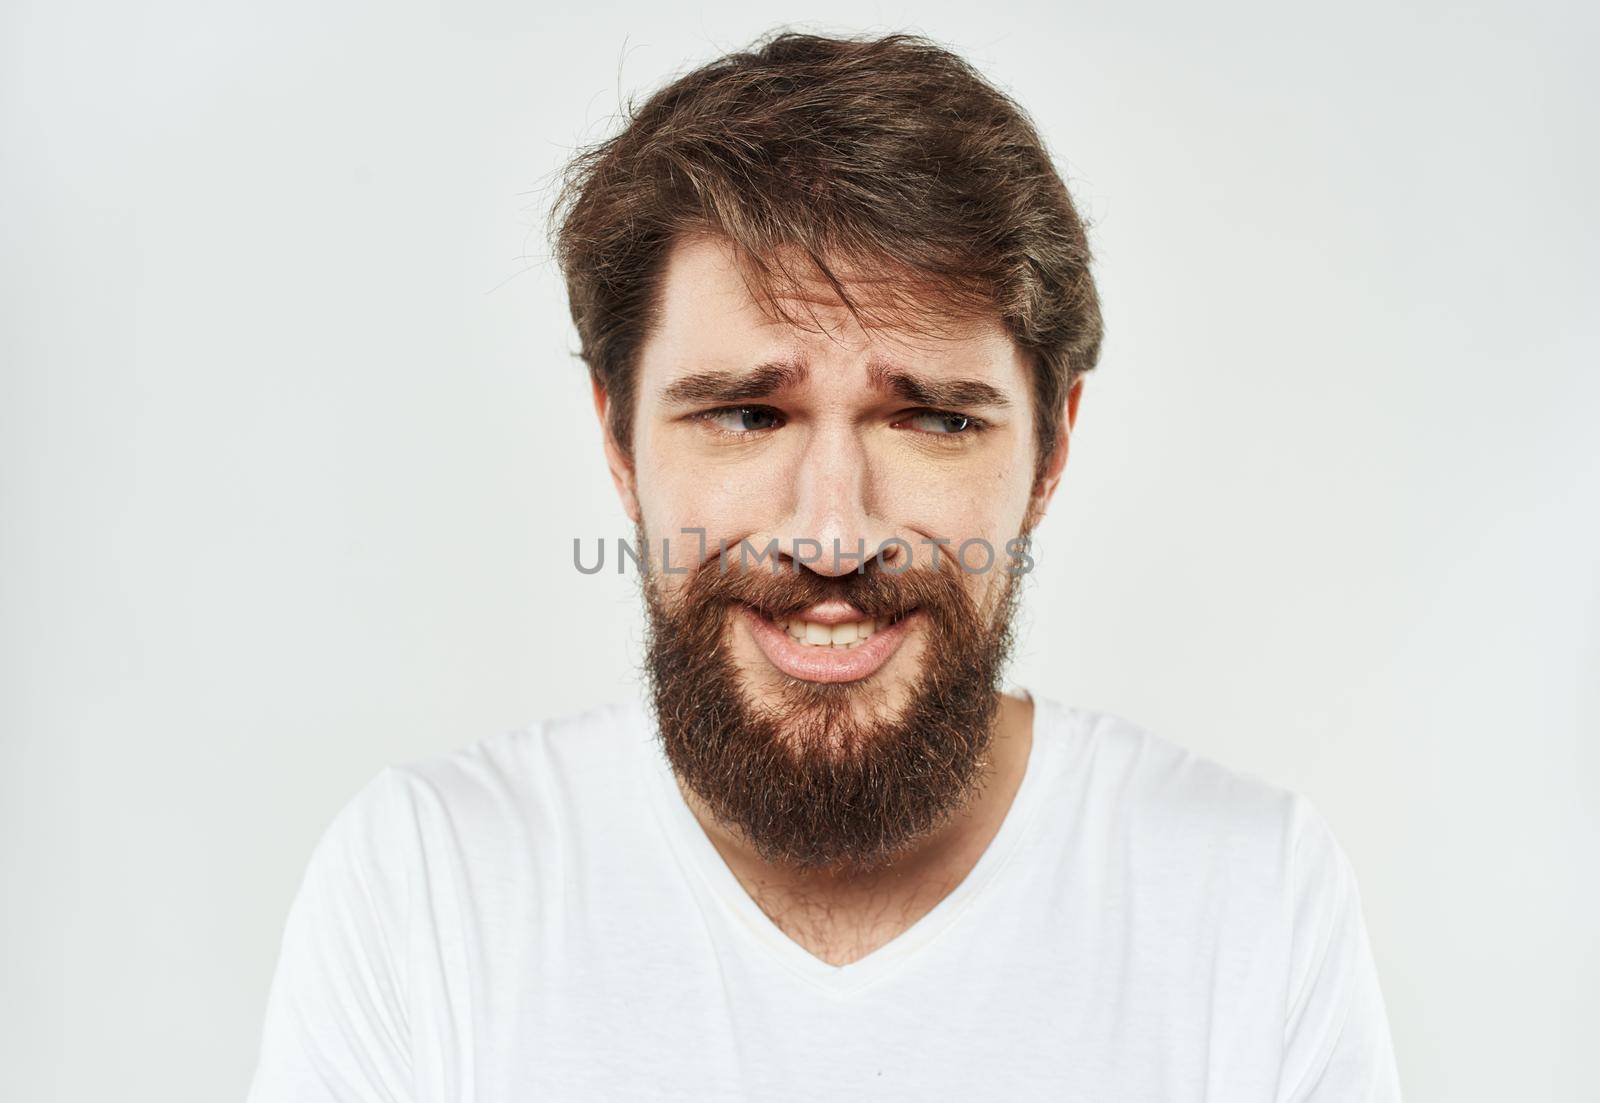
[632,689,1064,996]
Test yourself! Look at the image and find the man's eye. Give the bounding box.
[701,406,783,433]
[901,410,980,435]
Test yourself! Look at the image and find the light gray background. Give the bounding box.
[3,1,1595,1099]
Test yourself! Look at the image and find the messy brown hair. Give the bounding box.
[551,29,1104,480]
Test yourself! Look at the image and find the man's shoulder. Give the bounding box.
[397,696,648,793]
[340,698,654,845]
[1037,697,1326,875]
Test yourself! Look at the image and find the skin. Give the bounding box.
[594,234,1084,964]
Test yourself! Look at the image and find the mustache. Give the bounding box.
[675,556,980,629]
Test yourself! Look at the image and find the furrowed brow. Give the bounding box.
[658,360,808,407]
[868,363,1011,410]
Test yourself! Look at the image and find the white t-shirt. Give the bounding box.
[246,694,1402,1101]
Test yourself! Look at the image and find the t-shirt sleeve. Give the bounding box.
[246,769,417,1103]
[1276,795,1404,1103]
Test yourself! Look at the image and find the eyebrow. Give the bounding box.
[658,360,808,406]
[867,362,1012,410]
[656,357,1012,411]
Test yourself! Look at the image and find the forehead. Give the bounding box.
[641,235,1030,394]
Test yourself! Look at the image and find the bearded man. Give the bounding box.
[247,30,1403,1102]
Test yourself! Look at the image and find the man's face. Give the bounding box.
[599,235,1074,869]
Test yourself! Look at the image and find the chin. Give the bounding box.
[729,634,926,738]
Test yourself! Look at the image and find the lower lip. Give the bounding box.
[740,606,916,684]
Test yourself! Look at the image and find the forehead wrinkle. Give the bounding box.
[754,259,989,343]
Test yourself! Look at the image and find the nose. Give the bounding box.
[771,421,901,577]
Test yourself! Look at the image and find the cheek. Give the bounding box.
[872,437,1036,541]
[634,443,790,583]
[636,460,782,554]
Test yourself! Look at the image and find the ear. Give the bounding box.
[591,377,641,524]
[1027,376,1085,525]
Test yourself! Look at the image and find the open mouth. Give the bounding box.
[740,604,917,684]
[769,612,906,650]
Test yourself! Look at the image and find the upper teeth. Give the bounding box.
[776,617,891,648]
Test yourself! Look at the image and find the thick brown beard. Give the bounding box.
[641,539,1024,874]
